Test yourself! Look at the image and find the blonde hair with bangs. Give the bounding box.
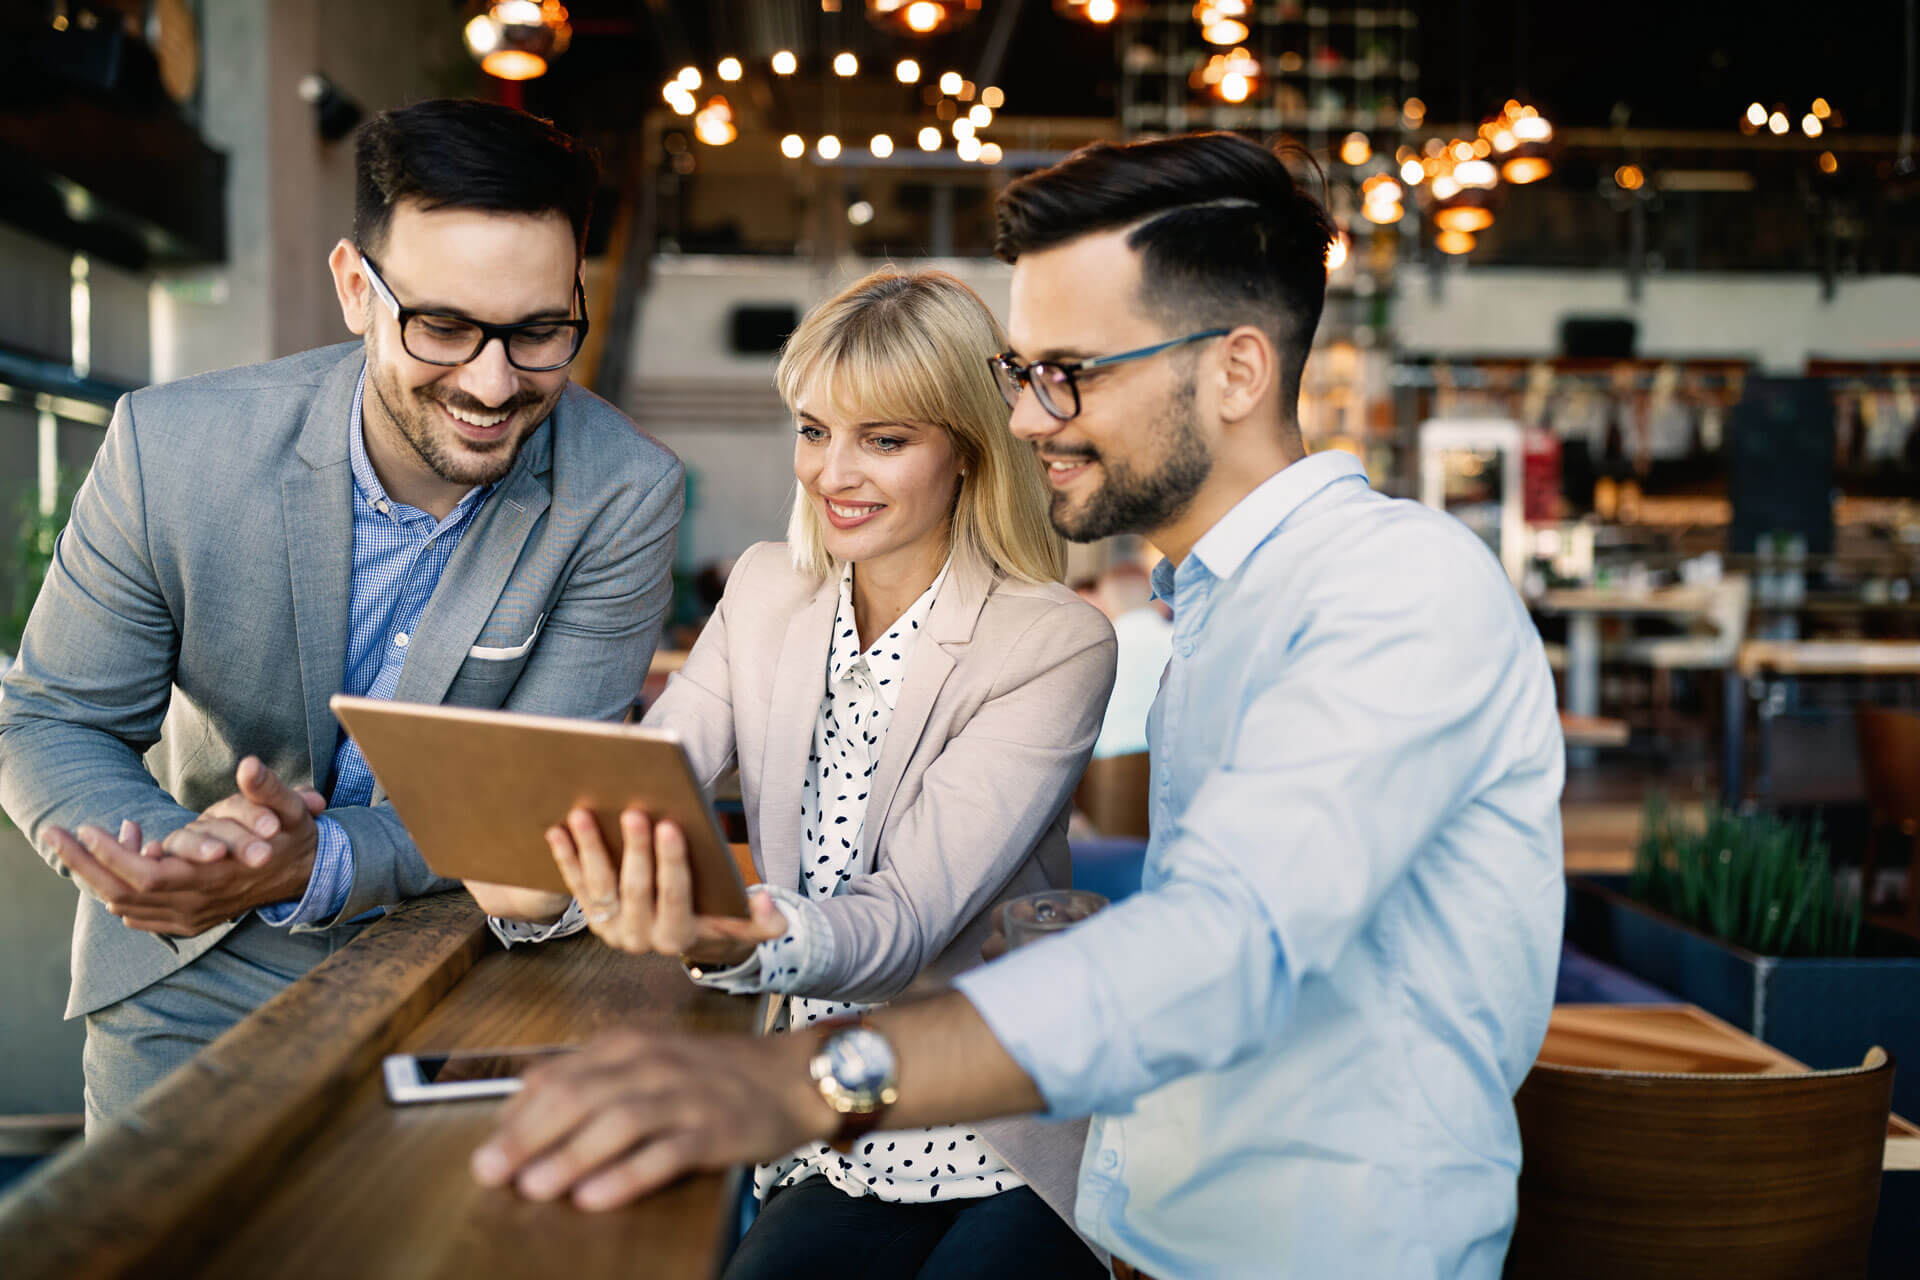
[778,267,1064,585]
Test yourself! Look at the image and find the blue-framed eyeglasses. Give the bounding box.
[359,250,588,372]
[988,328,1231,422]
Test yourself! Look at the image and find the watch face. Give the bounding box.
[825,1028,896,1096]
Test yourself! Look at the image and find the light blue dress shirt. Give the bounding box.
[956,450,1566,1278]
[258,371,492,926]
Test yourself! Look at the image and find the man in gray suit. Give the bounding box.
[0,99,683,1127]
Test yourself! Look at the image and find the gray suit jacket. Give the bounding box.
[0,343,684,1017]
[644,541,1117,1247]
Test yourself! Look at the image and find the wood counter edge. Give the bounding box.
[0,891,492,1279]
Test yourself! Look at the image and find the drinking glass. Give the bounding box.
[1002,889,1108,950]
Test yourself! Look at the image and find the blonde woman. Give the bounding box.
[472,268,1115,1277]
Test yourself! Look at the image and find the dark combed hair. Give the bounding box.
[994,132,1336,408]
[352,99,599,255]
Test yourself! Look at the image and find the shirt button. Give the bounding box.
[394,632,410,648]
[1099,1149,1119,1171]
[375,499,390,515]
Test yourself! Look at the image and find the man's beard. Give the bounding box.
[1048,376,1212,543]
[366,334,555,489]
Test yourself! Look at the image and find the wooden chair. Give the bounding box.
[1074,752,1150,839]
[1507,1047,1895,1279]
[1856,705,1920,937]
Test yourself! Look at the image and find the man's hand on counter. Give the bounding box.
[469,1026,838,1211]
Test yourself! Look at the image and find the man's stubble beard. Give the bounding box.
[1049,375,1212,544]
[365,329,559,489]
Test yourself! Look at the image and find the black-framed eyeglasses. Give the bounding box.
[359,250,588,372]
[988,328,1232,422]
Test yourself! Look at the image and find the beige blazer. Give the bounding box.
[643,540,1117,1244]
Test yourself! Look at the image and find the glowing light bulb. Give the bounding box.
[1401,157,1425,185]
[677,66,701,90]
[1454,158,1497,189]
[982,86,1005,109]
[781,134,805,159]
[772,50,797,75]
[464,16,499,55]
[951,117,976,140]
[1746,102,1767,127]
[1812,97,1832,119]
[939,71,964,96]
[957,136,982,161]
[1324,232,1348,272]
[918,126,941,151]
[1219,72,1251,103]
[717,57,742,82]
[1339,132,1371,166]
[834,52,858,77]
[817,134,841,160]
[1087,0,1118,22]
[1802,113,1822,137]
[979,142,1003,164]
[905,1,943,32]
[969,104,992,127]
[896,59,922,84]
[1768,110,1788,135]
[870,134,894,158]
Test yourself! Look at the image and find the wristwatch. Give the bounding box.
[808,1017,899,1146]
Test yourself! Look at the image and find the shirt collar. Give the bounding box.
[349,367,492,524]
[828,558,951,709]
[1187,450,1368,583]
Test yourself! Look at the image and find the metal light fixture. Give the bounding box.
[1194,1,1251,45]
[693,95,736,146]
[1361,174,1404,225]
[463,1,571,82]
[1482,100,1555,185]
[1054,0,1127,23]
[868,0,981,34]
[1192,46,1262,104]
[1427,144,1499,237]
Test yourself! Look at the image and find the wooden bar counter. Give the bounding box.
[0,893,764,1279]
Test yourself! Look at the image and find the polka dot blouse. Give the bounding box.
[751,562,1020,1205]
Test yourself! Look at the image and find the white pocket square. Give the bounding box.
[468,612,547,661]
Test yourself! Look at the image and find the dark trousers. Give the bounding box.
[723,1176,1107,1280]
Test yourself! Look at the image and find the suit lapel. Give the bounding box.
[757,576,837,895]
[283,350,364,792]
[861,556,994,866]
[393,421,553,706]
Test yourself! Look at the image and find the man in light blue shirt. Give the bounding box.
[473,132,1564,1279]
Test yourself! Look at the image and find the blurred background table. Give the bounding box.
[1538,586,1720,764]
[1724,640,1920,808]
[0,893,763,1280]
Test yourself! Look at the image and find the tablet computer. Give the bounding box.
[330,695,749,917]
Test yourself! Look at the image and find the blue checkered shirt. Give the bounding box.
[257,371,492,926]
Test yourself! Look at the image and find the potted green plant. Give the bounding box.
[1568,796,1920,1118]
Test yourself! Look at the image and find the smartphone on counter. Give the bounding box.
[382,1045,577,1104]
